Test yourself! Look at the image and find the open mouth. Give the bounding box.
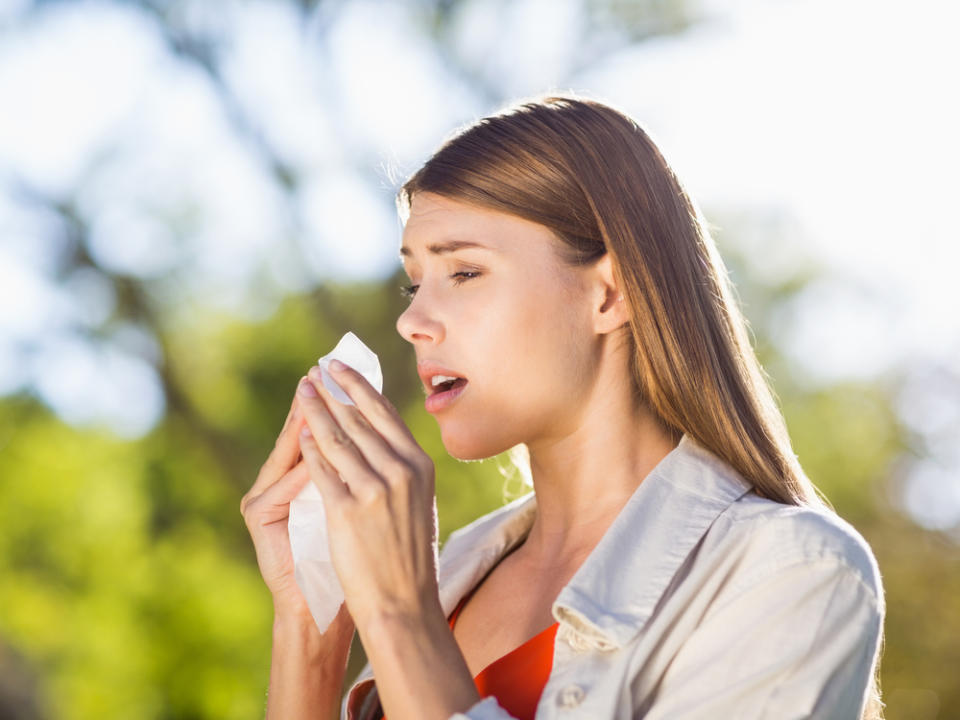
[430,377,468,395]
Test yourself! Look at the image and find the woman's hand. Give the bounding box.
[243,380,359,720]
[296,361,441,633]
[239,382,315,613]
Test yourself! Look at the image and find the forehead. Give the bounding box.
[400,192,559,262]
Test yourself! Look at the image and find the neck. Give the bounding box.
[519,396,679,571]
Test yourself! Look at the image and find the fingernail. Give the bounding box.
[299,379,318,397]
[329,359,346,372]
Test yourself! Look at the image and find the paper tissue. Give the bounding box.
[289,331,383,633]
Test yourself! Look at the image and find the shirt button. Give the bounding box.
[556,684,586,709]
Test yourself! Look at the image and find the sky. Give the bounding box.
[584,0,958,378]
[0,0,957,526]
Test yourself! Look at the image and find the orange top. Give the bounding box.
[383,584,559,720]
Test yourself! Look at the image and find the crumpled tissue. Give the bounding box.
[289,331,383,633]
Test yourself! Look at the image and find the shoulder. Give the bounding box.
[703,492,885,612]
[630,494,885,720]
[440,491,536,553]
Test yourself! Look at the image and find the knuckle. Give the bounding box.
[415,456,435,479]
[341,409,368,434]
[384,459,415,485]
[240,499,255,526]
[359,482,387,506]
[316,454,334,475]
[335,502,357,526]
[324,428,353,451]
[372,400,395,423]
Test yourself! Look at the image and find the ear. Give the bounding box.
[591,252,629,335]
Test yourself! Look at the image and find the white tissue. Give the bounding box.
[289,331,383,633]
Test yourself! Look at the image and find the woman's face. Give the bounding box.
[397,192,599,460]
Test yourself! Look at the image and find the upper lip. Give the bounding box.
[417,361,468,395]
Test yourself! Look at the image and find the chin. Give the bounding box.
[438,421,513,461]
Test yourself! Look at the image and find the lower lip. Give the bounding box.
[425,380,468,414]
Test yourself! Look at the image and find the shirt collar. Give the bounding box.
[436,433,753,651]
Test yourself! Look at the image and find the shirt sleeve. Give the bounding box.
[448,696,519,720]
[343,677,521,720]
[640,556,884,720]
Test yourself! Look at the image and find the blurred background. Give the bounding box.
[0,0,957,718]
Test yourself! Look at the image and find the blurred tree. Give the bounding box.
[715,211,960,720]
[1,1,957,719]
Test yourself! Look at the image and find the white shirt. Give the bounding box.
[342,434,885,719]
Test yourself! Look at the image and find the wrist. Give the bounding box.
[354,589,445,640]
[272,610,325,662]
[358,594,445,651]
[357,598,481,720]
[267,606,353,720]
[272,592,314,623]
[275,601,355,654]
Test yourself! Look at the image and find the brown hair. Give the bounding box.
[395,91,882,718]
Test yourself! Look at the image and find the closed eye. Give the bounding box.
[400,271,482,300]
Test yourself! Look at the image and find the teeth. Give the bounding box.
[431,374,459,387]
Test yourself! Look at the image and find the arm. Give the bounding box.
[267,601,355,720]
[241,382,357,720]
[641,557,884,719]
[360,602,483,719]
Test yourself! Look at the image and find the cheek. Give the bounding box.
[438,272,592,458]
[491,286,592,410]
[519,281,589,366]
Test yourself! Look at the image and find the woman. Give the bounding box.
[241,93,885,719]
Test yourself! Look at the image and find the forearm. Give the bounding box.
[266,603,355,720]
[359,599,481,720]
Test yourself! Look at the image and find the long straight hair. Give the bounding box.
[395,92,882,719]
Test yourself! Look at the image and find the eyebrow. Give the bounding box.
[399,239,493,260]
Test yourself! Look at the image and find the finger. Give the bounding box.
[315,360,418,451]
[297,378,383,498]
[298,423,353,506]
[254,402,305,492]
[309,363,423,471]
[307,366,413,479]
[280,391,299,432]
[242,459,310,521]
[246,378,309,501]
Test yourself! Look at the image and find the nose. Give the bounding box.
[396,294,445,345]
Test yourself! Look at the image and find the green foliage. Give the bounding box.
[2,274,959,719]
[784,381,905,518]
[8,0,950,715]
[0,398,275,719]
[0,285,522,719]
